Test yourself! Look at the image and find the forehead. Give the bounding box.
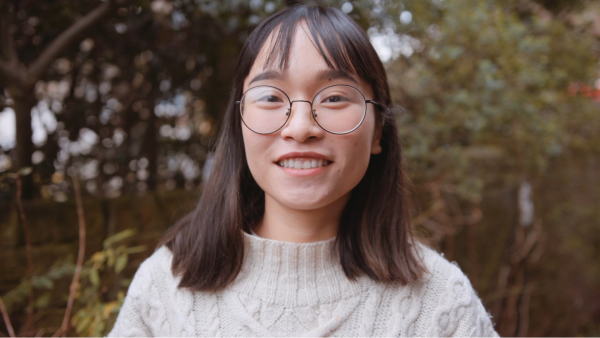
[245,23,359,86]
[253,23,327,70]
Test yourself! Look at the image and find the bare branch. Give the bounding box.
[16,175,35,332]
[57,177,86,338]
[28,0,115,83]
[0,1,18,64]
[0,1,27,86]
[0,296,15,337]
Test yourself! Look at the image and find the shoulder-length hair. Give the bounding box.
[158,5,426,291]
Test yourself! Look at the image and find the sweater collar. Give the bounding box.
[227,231,372,307]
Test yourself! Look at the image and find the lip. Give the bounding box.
[275,151,332,162]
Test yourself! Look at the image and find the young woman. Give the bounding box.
[109,5,498,337]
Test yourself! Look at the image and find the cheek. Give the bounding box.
[334,131,376,188]
[242,128,273,183]
[242,129,260,163]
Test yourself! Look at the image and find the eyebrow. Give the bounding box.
[248,70,283,85]
[248,68,359,86]
[316,69,359,84]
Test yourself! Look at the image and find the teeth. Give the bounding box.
[278,158,331,169]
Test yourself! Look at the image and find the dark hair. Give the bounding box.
[158,5,426,290]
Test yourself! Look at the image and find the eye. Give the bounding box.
[323,95,348,103]
[258,95,284,103]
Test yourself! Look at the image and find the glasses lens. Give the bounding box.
[313,85,366,134]
[240,86,289,134]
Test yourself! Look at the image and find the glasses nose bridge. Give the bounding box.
[288,99,315,114]
[287,98,317,120]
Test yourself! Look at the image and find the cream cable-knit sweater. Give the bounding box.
[108,232,498,337]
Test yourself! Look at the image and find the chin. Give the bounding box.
[275,189,344,210]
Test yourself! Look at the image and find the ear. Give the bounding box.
[371,119,383,155]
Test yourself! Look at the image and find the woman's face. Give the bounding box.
[242,25,382,213]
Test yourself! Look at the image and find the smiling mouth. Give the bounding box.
[277,158,331,169]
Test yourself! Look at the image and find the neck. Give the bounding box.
[255,193,349,243]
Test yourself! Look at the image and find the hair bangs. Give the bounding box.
[261,8,354,75]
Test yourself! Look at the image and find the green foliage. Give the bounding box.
[1,256,74,314]
[2,229,146,337]
[70,230,146,336]
[389,0,599,193]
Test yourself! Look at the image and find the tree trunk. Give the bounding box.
[9,85,36,198]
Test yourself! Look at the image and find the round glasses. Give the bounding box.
[236,84,380,135]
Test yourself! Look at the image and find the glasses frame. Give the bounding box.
[236,84,381,135]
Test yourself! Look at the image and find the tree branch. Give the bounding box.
[0,1,18,64]
[16,175,35,333]
[0,296,15,337]
[0,2,26,86]
[28,0,115,83]
[56,177,86,338]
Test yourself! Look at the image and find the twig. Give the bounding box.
[15,175,35,333]
[56,177,86,337]
[516,285,531,337]
[0,296,15,337]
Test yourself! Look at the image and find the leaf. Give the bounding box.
[75,315,92,334]
[103,229,136,248]
[89,269,100,287]
[93,320,106,337]
[90,252,106,264]
[34,291,52,309]
[32,276,54,289]
[102,302,117,319]
[115,254,128,274]
[18,167,33,176]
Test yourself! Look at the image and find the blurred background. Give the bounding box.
[0,0,599,336]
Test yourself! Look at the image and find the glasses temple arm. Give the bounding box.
[365,99,384,107]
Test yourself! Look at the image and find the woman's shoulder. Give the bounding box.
[125,246,177,298]
[415,241,467,282]
[415,243,479,303]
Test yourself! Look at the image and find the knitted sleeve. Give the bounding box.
[107,257,155,337]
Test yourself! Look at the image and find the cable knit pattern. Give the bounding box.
[108,232,499,337]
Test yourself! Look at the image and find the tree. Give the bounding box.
[0,0,123,198]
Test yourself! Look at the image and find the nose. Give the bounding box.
[280,100,324,142]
